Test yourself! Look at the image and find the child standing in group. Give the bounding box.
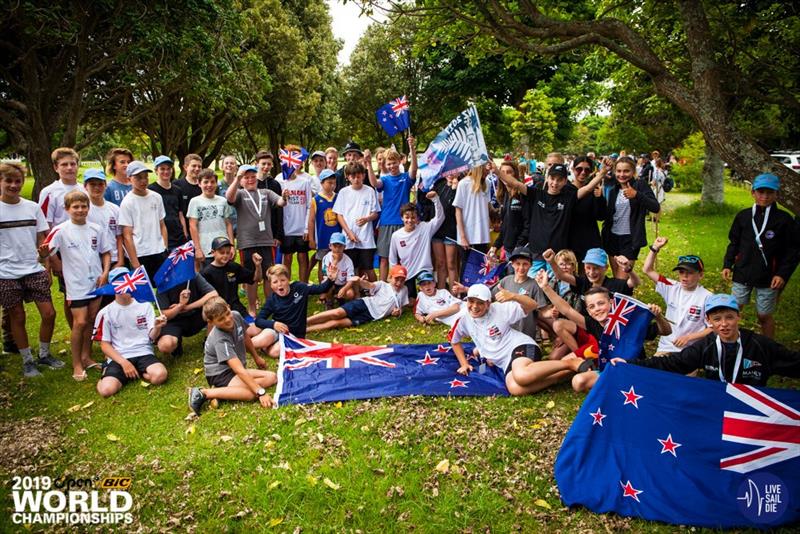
[454,166,491,257]
[320,232,356,309]
[306,265,409,332]
[103,147,133,206]
[277,145,314,282]
[388,191,443,302]
[308,169,340,283]
[189,297,276,416]
[333,162,381,281]
[84,169,124,270]
[366,136,417,281]
[40,190,111,380]
[148,156,188,250]
[94,267,168,397]
[643,237,711,356]
[174,153,203,217]
[118,161,168,278]
[188,169,234,268]
[0,163,61,377]
[38,147,85,229]
[253,264,338,355]
[722,173,799,338]
[414,271,464,327]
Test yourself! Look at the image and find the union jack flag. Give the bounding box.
[391,95,410,116]
[283,336,396,371]
[279,147,309,179]
[113,266,149,294]
[598,293,653,367]
[603,295,638,339]
[169,241,194,264]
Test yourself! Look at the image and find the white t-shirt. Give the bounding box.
[449,301,535,371]
[277,172,313,237]
[88,201,122,263]
[38,181,84,227]
[321,251,355,286]
[93,300,155,358]
[389,197,444,278]
[186,194,231,255]
[364,281,409,320]
[655,276,711,353]
[119,191,166,257]
[46,220,111,300]
[452,177,490,244]
[332,186,381,249]
[0,198,49,279]
[415,289,464,327]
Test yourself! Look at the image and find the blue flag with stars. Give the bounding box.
[597,293,653,369]
[555,363,800,528]
[376,96,410,137]
[274,335,508,406]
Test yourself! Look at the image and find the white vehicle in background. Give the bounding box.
[771,151,800,172]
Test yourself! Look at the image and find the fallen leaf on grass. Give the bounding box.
[67,404,81,413]
[268,517,283,527]
[545,400,555,410]
[81,401,94,409]
[209,399,219,409]
[220,435,233,442]
[268,480,281,490]
[193,367,203,375]
[140,381,151,388]
[184,412,198,421]
[334,401,342,408]
[106,433,120,442]
[58,349,67,355]
[323,477,340,490]
[305,474,318,486]
[533,499,552,510]
[294,417,307,427]
[434,459,450,473]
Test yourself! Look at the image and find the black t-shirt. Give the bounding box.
[433,179,458,241]
[201,262,254,316]
[573,275,633,297]
[148,182,187,249]
[173,178,202,217]
[156,273,215,321]
[524,183,577,254]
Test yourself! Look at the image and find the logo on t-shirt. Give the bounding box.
[765,230,775,240]
[400,240,406,247]
[687,305,702,322]
[136,315,148,330]
[488,325,501,338]
[435,298,446,306]
[91,236,98,250]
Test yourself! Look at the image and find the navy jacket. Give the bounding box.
[255,279,333,338]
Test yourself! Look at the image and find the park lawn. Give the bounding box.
[1,183,798,533]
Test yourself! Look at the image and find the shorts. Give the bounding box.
[68,296,100,309]
[315,248,329,262]
[240,246,273,278]
[342,299,374,326]
[731,282,778,315]
[377,224,402,257]
[604,233,639,260]
[0,271,52,309]
[346,248,376,271]
[281,235,310,254]
[206,367,237,388]
[102,354,161,385]
[159,312,206,340]
[505,343,542,375]
[404,276,418,300]
[574,327,600,359]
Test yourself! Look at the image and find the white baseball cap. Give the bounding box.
[466,284,492,302]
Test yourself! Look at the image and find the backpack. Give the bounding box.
[663,175,674,192]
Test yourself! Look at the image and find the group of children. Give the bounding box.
[1,144,798,414]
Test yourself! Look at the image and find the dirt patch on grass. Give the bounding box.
[0,416,66,474]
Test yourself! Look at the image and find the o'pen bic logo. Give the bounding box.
[736,472,789,524]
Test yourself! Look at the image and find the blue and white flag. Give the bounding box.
[376,96,411,137]
[460,249,506,288]
[279,147,309,179]
[90,266,155,302]
[555,363,800,528]
[417,105,489,191]
[598,293,653,369]
[154,241,196,292]
[274,335,508,406]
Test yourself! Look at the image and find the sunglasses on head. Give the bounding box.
[678,255,701,263]
[574,166,592,173]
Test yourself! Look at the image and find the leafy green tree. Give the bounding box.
[511,88,558,158]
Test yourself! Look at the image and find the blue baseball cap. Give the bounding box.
[417,271,435,284]
[238,164,258,174]
[329,232,347,246]
[153,155,173,168]
[705,294,739,315]
[583,248,608,267]
[108,267,130,282]
[752,173,779,191]
[126,161,152,177]
[610,153,619,159]
[319,169,336,182]
[82,168,107,183]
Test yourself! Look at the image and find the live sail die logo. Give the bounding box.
[10,475,134,525]
[736,472,788,523]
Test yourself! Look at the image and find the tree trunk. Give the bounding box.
[700,140,724,205]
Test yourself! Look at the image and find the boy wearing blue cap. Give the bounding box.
[148,155,188,249]
[84,169,124,272]
[544,247,638,297]
[320,232,355,309]
[615,294,800,386]
[722,173,798,339]
[414,271,464,327]
[308,169,341,282]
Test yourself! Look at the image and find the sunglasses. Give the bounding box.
[678,255,701,263]
[574,166,592,173]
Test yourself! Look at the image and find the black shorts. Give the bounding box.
[604,233,639,260]
[505,343,542,376]
[102,354,162,385]
[159,312,206,340]
[281,235,310,254]
[341,299,374,326]
[68,296,100,309]
[206,367,237,388]
[346,248,376,271]
[404,276,418,299]
[240,246,273,278]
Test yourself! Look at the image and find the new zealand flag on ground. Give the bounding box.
[555,364,800,528]
[274,335,508,406]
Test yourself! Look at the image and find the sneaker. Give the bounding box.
[36,354,66,369]
[23,361,42,378]
[188,387,207,415]
[3,340,19,354]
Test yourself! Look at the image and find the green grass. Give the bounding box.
[1,183,798,533]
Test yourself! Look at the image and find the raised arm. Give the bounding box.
[543,248,576,286]
[535,270,586,328]
[408,136,418,180]
[363,149,382,190]
[642,236,667,283]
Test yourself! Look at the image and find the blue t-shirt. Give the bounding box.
[377,172,413,226]
[314,192,340,250]
[104,180,132,206]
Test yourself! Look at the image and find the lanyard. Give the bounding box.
[715,335,743,384]
[243,189,263,217]
[751,204,771,266]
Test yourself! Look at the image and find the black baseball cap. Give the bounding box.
[509,246,533,262]
[548,164,568,178]
[211,236,233,250]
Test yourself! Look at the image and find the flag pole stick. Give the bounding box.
[122,244,163,316]
[444,237,490,256]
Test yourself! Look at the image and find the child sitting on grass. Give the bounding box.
[94,267,168,397]
[545,247,638,297]
[253,263,338,355]
[189,297,276,415]
[201,236,262,332]
[320,232,356,309]
[414,271,464,327]
[306,264,410,333]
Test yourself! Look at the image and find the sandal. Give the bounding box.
[72,371,88,382]
[577,359,598,373]
[84,362,101,371]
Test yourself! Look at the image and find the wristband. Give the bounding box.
[649,245,659,253]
